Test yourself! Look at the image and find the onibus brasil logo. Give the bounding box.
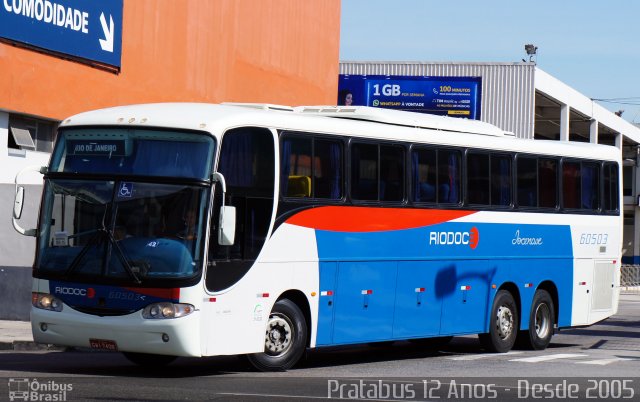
[429,227,479,249]
[8,378,73,401]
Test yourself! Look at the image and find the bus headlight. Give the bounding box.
[142,302,195,319]
[32,292,63,312]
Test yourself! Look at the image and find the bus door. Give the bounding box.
[589,260,617,323]
[203,127,276,354]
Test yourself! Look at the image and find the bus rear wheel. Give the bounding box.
[479,290,518,353]
[516,289,555,350]
[247,298,307,371]
[122,352,177,367]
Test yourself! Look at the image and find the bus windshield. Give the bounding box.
[49,127,214,180]
[36,127,215,285]
[37,179,209,284]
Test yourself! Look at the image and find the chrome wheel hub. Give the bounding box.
[496,305,514,340]
[534,303,551,338]
[264,314,293,356]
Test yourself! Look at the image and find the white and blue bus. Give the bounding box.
[13,103,621,371]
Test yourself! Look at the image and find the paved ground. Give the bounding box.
[0,319,32,349]
[0,292,638,401]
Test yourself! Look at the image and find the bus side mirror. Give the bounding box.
[13,186,25,219]
[12,165,43,237]
[12,185,36,237]
[218,206,236,246]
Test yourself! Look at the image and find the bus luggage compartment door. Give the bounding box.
[439,260,491,335]
[392,261,443,338]
[332,261,397,344]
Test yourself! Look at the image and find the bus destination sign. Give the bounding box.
[67,139,125,156]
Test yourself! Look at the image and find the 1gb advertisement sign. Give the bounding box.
[338,75,482,119]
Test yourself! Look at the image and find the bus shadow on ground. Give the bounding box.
[597,318,640,328]
[0,350,250,377]
[298,336,581,370]
[0,336,585,377]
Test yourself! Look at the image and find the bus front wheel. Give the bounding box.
[247,298,307,371]
[479,290,518,353]
[516,289,555,350]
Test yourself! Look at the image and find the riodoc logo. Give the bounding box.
[54,286,95,298]
[429,227,479,249]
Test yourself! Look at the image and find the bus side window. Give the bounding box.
[351,143,378,201]
[438,149,460,204]
[467,152,490,205]
[491,154,512,206]
[281,136,311,197]
[603,163,619,212]
[280,135,343,199]
[539,158,558,208]
[314,139,343,199]
[351,142,404,202]
[562,161,581,209]
[517,156,537,207]
[411,148,436,203]
[380,145,404,202]
[582,162,600,210]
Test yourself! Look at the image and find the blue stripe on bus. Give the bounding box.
[49,280,179,312]
[315,223,573,260]
[314,222,573,346]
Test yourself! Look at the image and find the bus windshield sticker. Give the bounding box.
[118,182,133,198]
[53,231,69,247]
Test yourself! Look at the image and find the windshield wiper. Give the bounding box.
[63,228,142,284]
[105,229,142,284]
[64,230,102,277]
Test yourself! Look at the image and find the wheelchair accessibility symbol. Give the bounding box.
[118,182,133,198]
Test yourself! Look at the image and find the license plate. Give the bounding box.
[89,338,118,351]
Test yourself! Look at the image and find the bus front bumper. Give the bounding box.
[31,306,202,357]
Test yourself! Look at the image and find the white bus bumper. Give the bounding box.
[31,306,202,357]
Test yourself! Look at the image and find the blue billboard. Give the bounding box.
[338,75,482,119]
[0,0,123,68]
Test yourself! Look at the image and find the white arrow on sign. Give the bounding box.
[99,13,114,53]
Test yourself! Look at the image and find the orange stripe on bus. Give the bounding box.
[285,206,476,232]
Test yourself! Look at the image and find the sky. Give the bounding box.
[339,0,640,123]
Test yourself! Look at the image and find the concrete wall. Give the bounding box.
[0,182,42,321]
[0,184,42,267]
[1,110,48,267]
[0,266,31,321]
[0,0,342,121]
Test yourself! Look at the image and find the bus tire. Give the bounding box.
[516,289,555,350]
[479,290,518,353]
[122,352,176,367]
[247,298,307,371]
